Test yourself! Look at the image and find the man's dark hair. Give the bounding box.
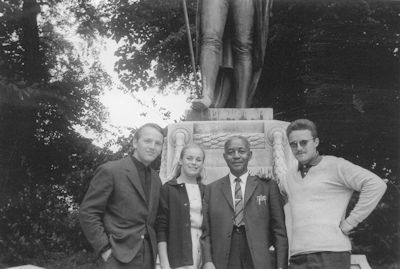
[133,123,164,140]
[224,135,251,152]
[286,119,318,138]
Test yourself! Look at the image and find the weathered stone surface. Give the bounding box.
[351,254,372,269]
[184,108,273,121]
[160,109,295,185]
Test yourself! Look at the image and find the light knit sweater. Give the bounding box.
[281,155,387,256]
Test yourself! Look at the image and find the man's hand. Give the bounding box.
[203,262,216,269]
[340,219,354,235]
[101,248,112,262]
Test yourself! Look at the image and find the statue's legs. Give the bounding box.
[193,0,229,111]
[231,0,254,108]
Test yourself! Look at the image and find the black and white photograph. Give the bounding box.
[0,0,398,268]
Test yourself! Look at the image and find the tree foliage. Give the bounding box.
[82,0,198,91]
[0,0,112,263]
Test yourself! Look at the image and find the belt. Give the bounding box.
[141,233,150,240]
[233,225,245,233]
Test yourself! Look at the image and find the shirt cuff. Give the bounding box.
[344,216,359,229]
[340,219,355,235]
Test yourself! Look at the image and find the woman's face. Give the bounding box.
[180,147,205,179]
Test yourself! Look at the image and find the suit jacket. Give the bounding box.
[79,156,162,264]
[156,179,205,267]
[201,175,288,269]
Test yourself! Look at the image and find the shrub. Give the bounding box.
[0,183,89,265]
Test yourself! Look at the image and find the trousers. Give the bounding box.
[97,239,154,269]
[200,0,255,108]
[289,251,351,269]
[227,226,254,269]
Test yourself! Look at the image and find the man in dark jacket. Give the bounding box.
[201,135,288,269]
[79,123,164,269]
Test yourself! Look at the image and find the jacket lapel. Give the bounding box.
[220,176,234,211]
[124,157,147,203]
[148,169,160,214]
[244,176,259,206]
[199,182,205,199]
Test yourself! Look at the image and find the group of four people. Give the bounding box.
[79,119,386,269]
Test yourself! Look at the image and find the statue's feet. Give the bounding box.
[192,96,212,111]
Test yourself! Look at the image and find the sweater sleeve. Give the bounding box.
[156,184,170,243]
[337,158,387,228]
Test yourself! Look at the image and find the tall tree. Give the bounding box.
[21,0,45,82]
[0,0,111,262]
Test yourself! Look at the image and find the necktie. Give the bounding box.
[234,178,244,227]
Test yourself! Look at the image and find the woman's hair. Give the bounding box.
[179,143,206,161]
[168,143,206,182]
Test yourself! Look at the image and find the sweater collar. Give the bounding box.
[298,154,322,177]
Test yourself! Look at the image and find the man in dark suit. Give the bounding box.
[79,123,164,269]
[201,136,288,269]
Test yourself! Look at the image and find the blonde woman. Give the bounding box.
[156,144,206,269]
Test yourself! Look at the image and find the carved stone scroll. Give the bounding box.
[167,129,190,180]
[272,129,288,188]
[159,137,168,181]
[160,123,194,183]
[265,124,289,190]
[193,133,265,149]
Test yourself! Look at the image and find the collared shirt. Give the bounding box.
[131,156,151,200]
[298,153,322,178]
[229,171,249,208]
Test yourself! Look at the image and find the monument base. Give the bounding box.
[185,108,273,121]
[351,254,372,269]
[160,108,295,184]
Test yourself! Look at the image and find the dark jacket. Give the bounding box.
[201,175,289,269]
[79,157,162,264]
[156,179,205,268]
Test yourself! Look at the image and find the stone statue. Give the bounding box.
[192,0,273,110]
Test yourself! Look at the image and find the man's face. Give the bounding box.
[288,129,319,165]
[223,138,252,177]
[133,127,164,166]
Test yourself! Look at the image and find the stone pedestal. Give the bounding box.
[185,108,273,121]
[351,254,372,269]
[159,108,296,185]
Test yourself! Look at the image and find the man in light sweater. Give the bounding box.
[282,119,387,269]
